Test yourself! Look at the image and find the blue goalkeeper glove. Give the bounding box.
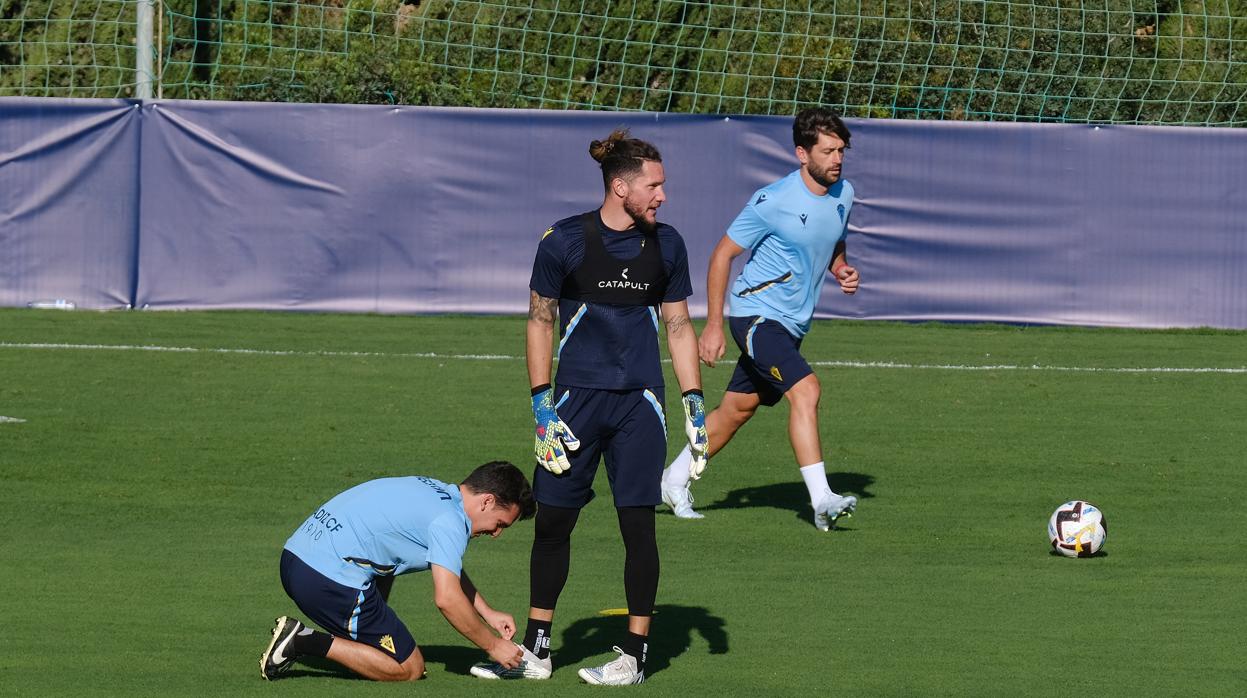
[532,385,580,475]
[682,389,709,479]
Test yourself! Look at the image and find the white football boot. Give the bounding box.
[661,481,704,519]
[577,646,645,685]
[813,491,857,531]
[469,644,552,680]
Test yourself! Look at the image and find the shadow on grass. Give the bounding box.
[1048,549,1109,559]
[280,655,365,681]
[550,604,728,678]
[280,646,541,681]
[262,605,727,681]
[420,644,491,676]
[693,472,875,528]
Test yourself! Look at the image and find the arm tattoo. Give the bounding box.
[665,313,691,337]
[528,293,558,325]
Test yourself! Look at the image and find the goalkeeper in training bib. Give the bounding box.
[470,129,705,686]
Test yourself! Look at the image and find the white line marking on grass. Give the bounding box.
[2,342,1245,374]
[810,360,1247,374]
[0,342,516,360]
[1,416,28,423]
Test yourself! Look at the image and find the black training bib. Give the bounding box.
[561,212,666,306]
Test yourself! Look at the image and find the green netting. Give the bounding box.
[0,0,137,97]
[2,1,1245,125]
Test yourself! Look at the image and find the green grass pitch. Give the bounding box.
[2,309,1244,695]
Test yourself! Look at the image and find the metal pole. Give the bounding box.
[156,0,163,99]
[136,0,155,99]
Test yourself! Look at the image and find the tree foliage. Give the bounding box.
[2,0,1245,124]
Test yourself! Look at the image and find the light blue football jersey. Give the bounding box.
[283,476,471,590]
[726,170,854,338]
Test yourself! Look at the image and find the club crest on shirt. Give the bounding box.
[837,203,846,222]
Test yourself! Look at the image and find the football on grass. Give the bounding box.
[1049,500,1107,558]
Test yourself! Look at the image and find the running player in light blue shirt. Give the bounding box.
[725,168,855,338]
[661,108,862,530]
[259,461,535,682]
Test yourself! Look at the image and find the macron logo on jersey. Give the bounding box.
[837,203,846,222]
[755,193,768,205]
[799,213,808,226]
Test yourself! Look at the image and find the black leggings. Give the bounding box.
[529,503,659,616]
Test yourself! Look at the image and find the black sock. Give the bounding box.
[523,619,553,660]
[291,626,334,658]
[621,631,648,672]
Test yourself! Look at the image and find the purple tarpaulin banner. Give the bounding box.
[845,120,1247,328]
[0,98,140,309]
[134,103,785,314]
[2,97,1245,328]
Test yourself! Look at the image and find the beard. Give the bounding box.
[809,166,840,189]
[624,198,658,234]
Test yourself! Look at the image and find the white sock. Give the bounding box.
[799,462,832,506]
[663,446,694,488]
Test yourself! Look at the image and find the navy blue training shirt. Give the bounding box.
[530,210,693,390]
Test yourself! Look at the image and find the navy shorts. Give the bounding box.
[279,549,417,664]
[533,386,668,508]
[726,316,814,407]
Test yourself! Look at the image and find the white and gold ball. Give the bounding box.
[1049,500,1107,558]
